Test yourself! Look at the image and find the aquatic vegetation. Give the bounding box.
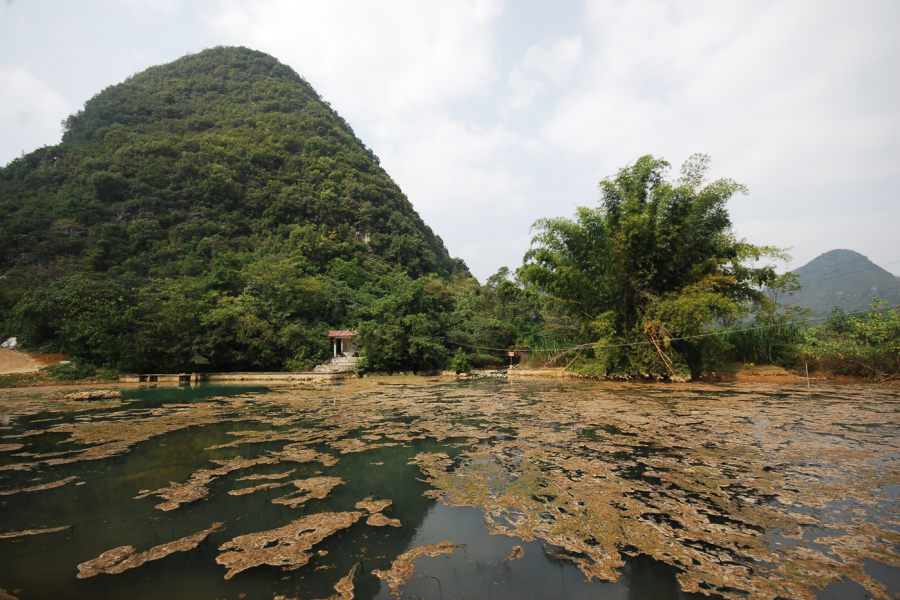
[277,564,358,600]
[2,401,237,472]
[271,477,345,508]
[365,514,401,528]
[0,476,77,495]
[135,456,278,511]
[61,391,122,401]
[371,540,463,597]
[402,383,900,599]
[216,512,365,579]
[330,439,399,454]
[0,526,69,539]
[237,469,296,481]
[1,379,899,599]
[228,482,288,496]
[330,564,358,600]
[354,497,392,513]
[77,523,224,578]
[504,545,524,562]
[269,444,339,467]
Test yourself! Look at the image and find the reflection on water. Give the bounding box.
[0,379,898,600]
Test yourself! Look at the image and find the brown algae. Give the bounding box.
[0,526,69,539]
[372,540,463,597]
[216,512,364,579]
[77,522,224,578]
[354,497,392,513]
[2,378,899,599]
[270,477,345,508]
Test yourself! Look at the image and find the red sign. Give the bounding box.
[508,351,515,357]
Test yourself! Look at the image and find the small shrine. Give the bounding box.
[328,330,358,358]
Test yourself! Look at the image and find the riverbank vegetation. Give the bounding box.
[1,47,895,380]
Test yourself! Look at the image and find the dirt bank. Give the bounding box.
[0,349,68,376]
[0,349,42,375]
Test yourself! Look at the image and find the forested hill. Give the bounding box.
[0,47,474,374]
[0,46,464,298]
[791,249,900,317]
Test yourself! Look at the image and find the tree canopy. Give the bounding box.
[520,154,785,378]
[0,47,474,373]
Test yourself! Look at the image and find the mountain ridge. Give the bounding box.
[0,47,471,372]
[789,249,900,317]
[0,46,465,301]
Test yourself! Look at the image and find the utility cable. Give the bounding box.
[437,302,899,355]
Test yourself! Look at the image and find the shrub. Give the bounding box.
[448,348,472,373]
[42,361,97,381]
[798,301,900,379]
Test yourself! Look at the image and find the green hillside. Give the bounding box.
[0,46,461,288]
[0,47,479,373]
[791,249,900,317]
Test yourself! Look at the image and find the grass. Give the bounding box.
[720,323,803,367]
[0,367,119,389]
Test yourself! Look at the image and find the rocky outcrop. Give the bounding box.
[63,390,122,401]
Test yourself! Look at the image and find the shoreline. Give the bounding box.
[0,370,894,395]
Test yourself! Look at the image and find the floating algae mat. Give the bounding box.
[1,380,900,599]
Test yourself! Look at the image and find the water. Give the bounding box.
[0,379,898,599]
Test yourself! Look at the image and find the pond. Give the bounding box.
[0,378,898,600]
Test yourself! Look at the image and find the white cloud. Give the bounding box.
[200,0,502,120]
[541,1,900,188]
[0,64,68,123]
[507,36,583,110]
[107,0,185,16]
[372,113,534,278]
[0,64,69,162]
[735,200,900,274]
[377,115,528,212]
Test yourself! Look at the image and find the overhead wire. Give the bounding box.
[437,302,899,355]
[438,259,899,356]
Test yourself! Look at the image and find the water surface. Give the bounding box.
[1,379,898,600]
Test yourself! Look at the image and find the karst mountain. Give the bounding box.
[791,249,900,317]
[0,46,465,301]
[0,47,468,372]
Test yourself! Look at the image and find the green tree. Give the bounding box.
[799,300,900,378]
[520,154,785,378]
[9,275,135,368]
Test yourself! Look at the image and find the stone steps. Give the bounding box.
[313,356,360,373]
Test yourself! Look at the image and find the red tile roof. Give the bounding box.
[328,330,357,338]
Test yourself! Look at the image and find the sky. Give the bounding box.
[1,0,898,281]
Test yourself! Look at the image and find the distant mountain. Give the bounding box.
[788,250,900,317]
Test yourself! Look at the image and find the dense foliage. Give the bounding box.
[519,155,785,378]
[0,47,477,372]
[798,301,900,378]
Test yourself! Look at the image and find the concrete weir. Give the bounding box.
[118,372,358,383]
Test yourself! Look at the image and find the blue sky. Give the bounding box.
[2,0,898,280]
